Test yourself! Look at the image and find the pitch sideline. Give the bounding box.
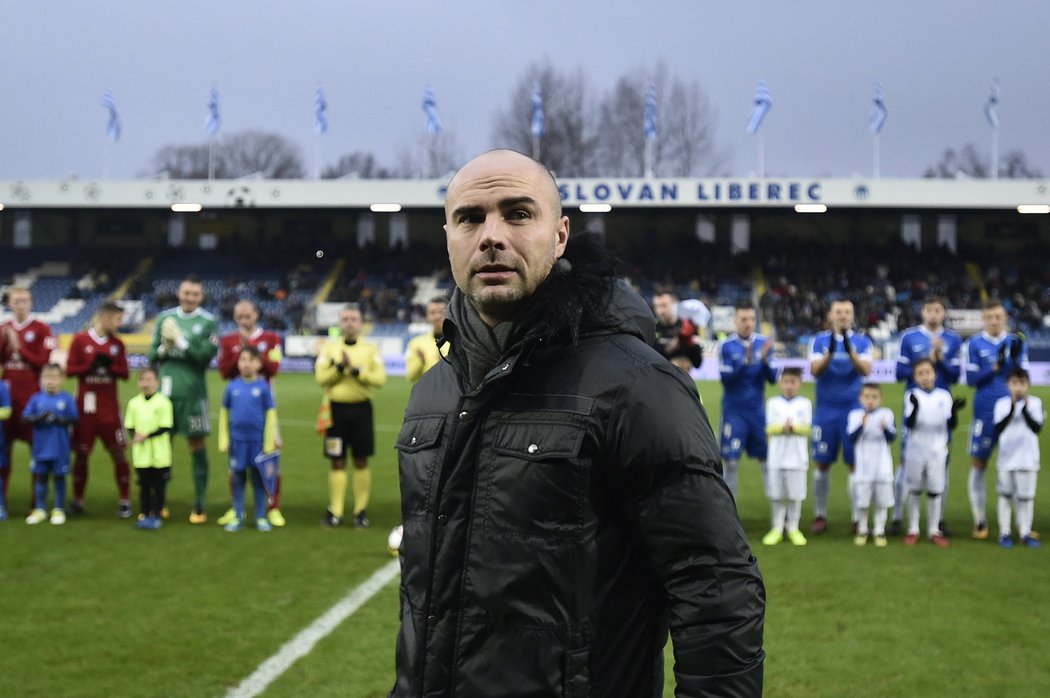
[225,559,401,698]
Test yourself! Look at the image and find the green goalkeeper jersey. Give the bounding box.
[147,307,219,400]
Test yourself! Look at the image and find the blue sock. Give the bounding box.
[34,476,47,510]
[232,470,247,520]
[251,470,267,521]
[53,476,67,510]
[0,469,7,509]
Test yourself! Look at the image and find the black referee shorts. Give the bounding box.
[325,400,375,459]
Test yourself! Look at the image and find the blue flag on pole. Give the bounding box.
[315,86,329,135]
[101,89,121,142]
[644,82,657,141]
[253,450,281,503]
[205,87,221,136]
[531,83,544,139]
[869,81,888,134]
[984,79,1000,129]
[746,81,772,134]
[422,84,442,134]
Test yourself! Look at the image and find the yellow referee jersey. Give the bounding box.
[405,332,449,384]
[315,337,387,404]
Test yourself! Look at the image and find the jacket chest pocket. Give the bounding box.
[483,420,589,539]
[395,415,446,519]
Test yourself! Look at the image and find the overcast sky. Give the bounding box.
[3,1,1048,181]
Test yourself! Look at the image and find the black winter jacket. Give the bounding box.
[392,235,765,697]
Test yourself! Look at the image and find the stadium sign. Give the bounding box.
[558,179,822,205]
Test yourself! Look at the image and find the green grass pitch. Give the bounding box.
[1,374,1048,697]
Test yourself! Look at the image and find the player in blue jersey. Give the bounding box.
[22,364,79,525]
[890,296,963,535]
[218,346,280,532]
[964,300,1028,539]
[808,299,872,534]
[0,380,11,520]
[719,300,778,498]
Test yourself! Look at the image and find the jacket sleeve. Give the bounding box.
[112,339,130,380]
[359,346,388,388]
[611,362,765,697]
[405,336,425,384]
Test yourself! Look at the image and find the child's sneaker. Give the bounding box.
[256,518,273,533]
[189,509,208,525]
[25,508,47,525]
[267,508,286,527]
[903,533,919,546]
[0,505,8,521]
[135,517,152,530]
[972,522,989,540]
[353,510,371,528]
[148,517,163,530]
[1021,535,1041,549]
[786,529,807,546]
[50,508,66,525]
[223,518,243,532]
[320,509,342,528]
[761,528,783,546]
[929,534,950,548]
[217,508,237,526]
[853,534,868,547]
[874,535,888,548]
[117,501,133,519]
[998,534,1014,549]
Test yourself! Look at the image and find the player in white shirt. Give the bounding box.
[993,368,1043,549]
[762,368,813,546]
[902,359,965,547]
[847,384,897,547]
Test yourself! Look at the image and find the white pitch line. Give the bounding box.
[226,559,401,698]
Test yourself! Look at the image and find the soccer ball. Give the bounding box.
[386,524,404,557]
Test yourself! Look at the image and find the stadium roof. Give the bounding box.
[1,177,1048,211]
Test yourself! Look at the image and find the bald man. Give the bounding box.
[391,150,765,697]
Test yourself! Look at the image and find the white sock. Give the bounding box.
[723,460,740,499]
[1017,499,1034,538]
[908,493,921,535]
[998,495,1013,538]
[941,464,950,520]
[874,507,888,536]
[968,468,987,526]
[814,469,830,518]
[892,466,905,522]
[786,500,803,533]
[927,495,943,537]
[847,472,857,523]
[856,507,870,536]
[771,500,787,531]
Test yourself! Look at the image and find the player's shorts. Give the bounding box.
[31,457,70,477]
[854,481,895,509]
[904,456,946,496]
[767,468,807,502]
[997,469,1038,500]
[172,397,210,438]
[325,401,374,459]
[228,438,263,473]
[812,404,855,466]
[968,414,999,459]
[74,413,126,454]
[720,410,768,461]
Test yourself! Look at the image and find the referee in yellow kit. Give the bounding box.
[315,304,387,528]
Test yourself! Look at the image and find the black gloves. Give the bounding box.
[829,333,838,353]
[952,397,967,414]
[997,342,1008,366]
[1010,335,1024,361]
[842,333,852,354]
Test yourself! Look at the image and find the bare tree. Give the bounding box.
[595,64,724,177]
[322,151,395,179]
[394,130,464,179]
[221,130,305,178]
[491,60,599,177]
[924,143,1041,178]
[142,130,305,179]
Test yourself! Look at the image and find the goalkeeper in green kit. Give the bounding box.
[147,275,219,523]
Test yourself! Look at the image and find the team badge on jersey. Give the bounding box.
[25,331,35,342]
[251,388,261,397]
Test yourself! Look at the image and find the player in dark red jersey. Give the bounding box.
[1,287,56,504]
[217,300,286,526]
[65,302,133,517]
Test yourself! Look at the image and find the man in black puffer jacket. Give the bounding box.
[392,149,765,698]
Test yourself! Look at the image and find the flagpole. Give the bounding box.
[315,135,322,180]
[208,137,215,181]
[873,132,880,179]
[103,139,112,180]
[757,131,765,179]
[532,134,540,161]
[644,139,653,179]
[991,126,999,180]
